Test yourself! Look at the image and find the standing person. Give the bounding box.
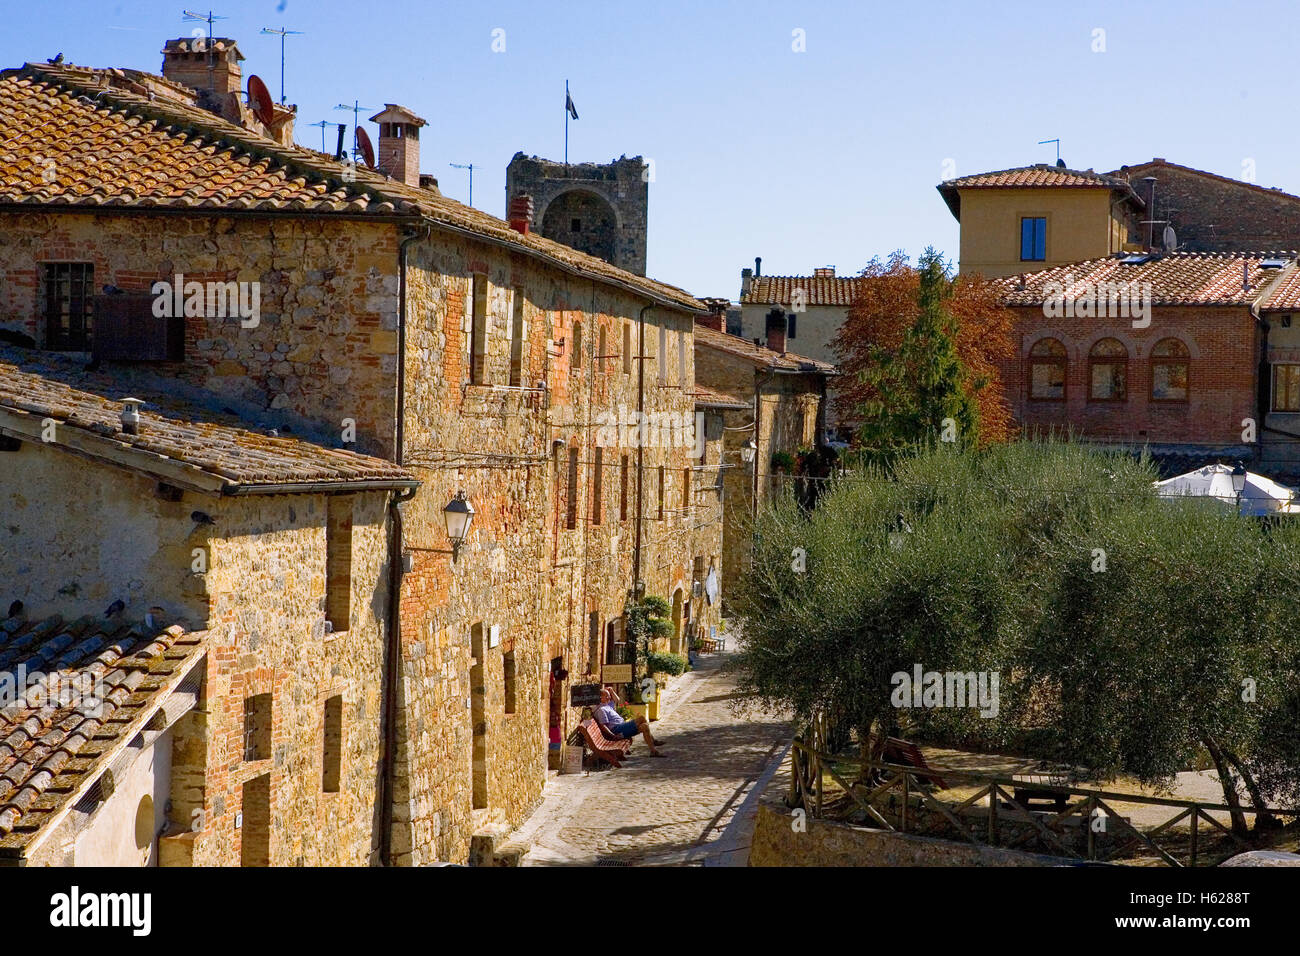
[593,686,666,757]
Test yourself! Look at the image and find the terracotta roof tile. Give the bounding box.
[0,614,205,854]
[936,164,1142,220]
[740,275,866,307]
[0,350,417,491]
[690,385,749,410]
[693,323,835,374]
[0,63,704,315]
[997,251,1300,308]
[1261,267,1300,311]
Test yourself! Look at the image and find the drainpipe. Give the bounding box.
[380,224,428,866]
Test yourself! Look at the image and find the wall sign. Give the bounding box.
[570,683,602,707]
[601,663,633,684]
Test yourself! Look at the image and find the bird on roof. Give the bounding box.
[6,600,23,620]
[104,598,125,619]
[48,53,63,65]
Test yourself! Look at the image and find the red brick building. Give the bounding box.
[998,251,1300,479]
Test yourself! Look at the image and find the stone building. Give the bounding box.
[505,154,649,275]
[736,260,856,436]
[0,44,719,865]
[693,305,834,603]
[996,251,1300,479]
[0,350,414,867]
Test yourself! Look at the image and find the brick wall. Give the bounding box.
[1000,304,1259,448]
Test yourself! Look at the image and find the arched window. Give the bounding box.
[1089,338,1128,401]
[1150,338,1189,402]
[1028,338,1067,400]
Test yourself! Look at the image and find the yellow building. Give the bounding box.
[938,164,1144,278]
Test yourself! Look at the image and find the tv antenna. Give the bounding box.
[260,27,304,104]
[449,162,476,206]
[1038,138,1061,164]
[182,10,227,92]
[334,101,373,163]
[308,119,331,152]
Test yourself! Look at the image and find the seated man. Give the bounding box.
[593,686,665,757]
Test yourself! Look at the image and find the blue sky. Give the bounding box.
[7,0,1300,298]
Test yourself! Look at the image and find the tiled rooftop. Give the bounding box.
[693,323,836,374]
[997,251,1300,308]
[0,62,703,314]
[937,164,1142,219]
[0,614,206,855]
[0,350,417,492]
[690,385,750,410]
[740,275,867,307]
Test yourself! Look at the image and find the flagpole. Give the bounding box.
[565,79,569,168]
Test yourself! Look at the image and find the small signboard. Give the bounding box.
[570,683,602,707]
[601,663,633,684]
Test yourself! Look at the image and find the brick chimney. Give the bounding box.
[740,267,753,297]
[508,194,535,235]
[369,105,427,188]
[161,37,243,98]
[764,308,787,353]
[813,266,835,278]
[698,298,728,331]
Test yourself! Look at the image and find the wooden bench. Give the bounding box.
[578,718,632,768]
[882,737,949,790]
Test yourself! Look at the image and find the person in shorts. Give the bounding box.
[593,686,665,757]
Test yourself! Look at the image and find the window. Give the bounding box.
[622,323,632,375]
[43,263,94,351]
[1150,338,1189,402]
[657,465,665,519]
[588,614,601,673]
[322,695,342,793]
[592,446,603,525]
[326,496,352,632]
[240,774,271,867]
[678,330,687,385]
[1028,338,1067,400]
[566,447,579,530]
[242,693,272,762]
[599,326,608,372]
[571,218,581,232]
[682,467,691,513]
[1020,217,1046,262]
[572,321,583,371]
[1274,364,1300,412]
[509,289,526,386]
[468,273,488,385]
[620,454,629,521]
[788,313,797,339]
[1088,338,1128,401]
[658,325,667,383]
[503,650,517,715]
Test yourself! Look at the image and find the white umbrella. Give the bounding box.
[1154,464,1295,517]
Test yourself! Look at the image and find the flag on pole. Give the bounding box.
[566,90,579,120]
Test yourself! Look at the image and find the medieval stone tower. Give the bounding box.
[505,153,649,275]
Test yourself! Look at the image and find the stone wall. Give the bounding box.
[0,211,399,458]
[179,490,391,867]
[749,804,1065,867]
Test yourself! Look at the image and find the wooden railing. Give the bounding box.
[789,738,1292,867]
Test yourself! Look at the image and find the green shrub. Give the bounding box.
[646,651,688,676]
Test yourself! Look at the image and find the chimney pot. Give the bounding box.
[369,105,427,188]
[120,398,145,435]
[508,193,535,235]
[755,256,762,278]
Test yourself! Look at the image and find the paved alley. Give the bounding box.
[518,651,791,866]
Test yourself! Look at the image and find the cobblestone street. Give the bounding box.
[518,651,791,866]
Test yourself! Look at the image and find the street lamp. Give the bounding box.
[1231,462,1247,512]
[740,439,757,464]
[443,490,475,558]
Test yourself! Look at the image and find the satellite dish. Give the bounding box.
[355,126,376,169]
[1163,224,1177,251]
[247,74,275,127]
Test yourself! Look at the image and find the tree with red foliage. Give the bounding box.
[831,249,1014,454]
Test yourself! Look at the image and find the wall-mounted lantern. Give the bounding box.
[443,490,475,558]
